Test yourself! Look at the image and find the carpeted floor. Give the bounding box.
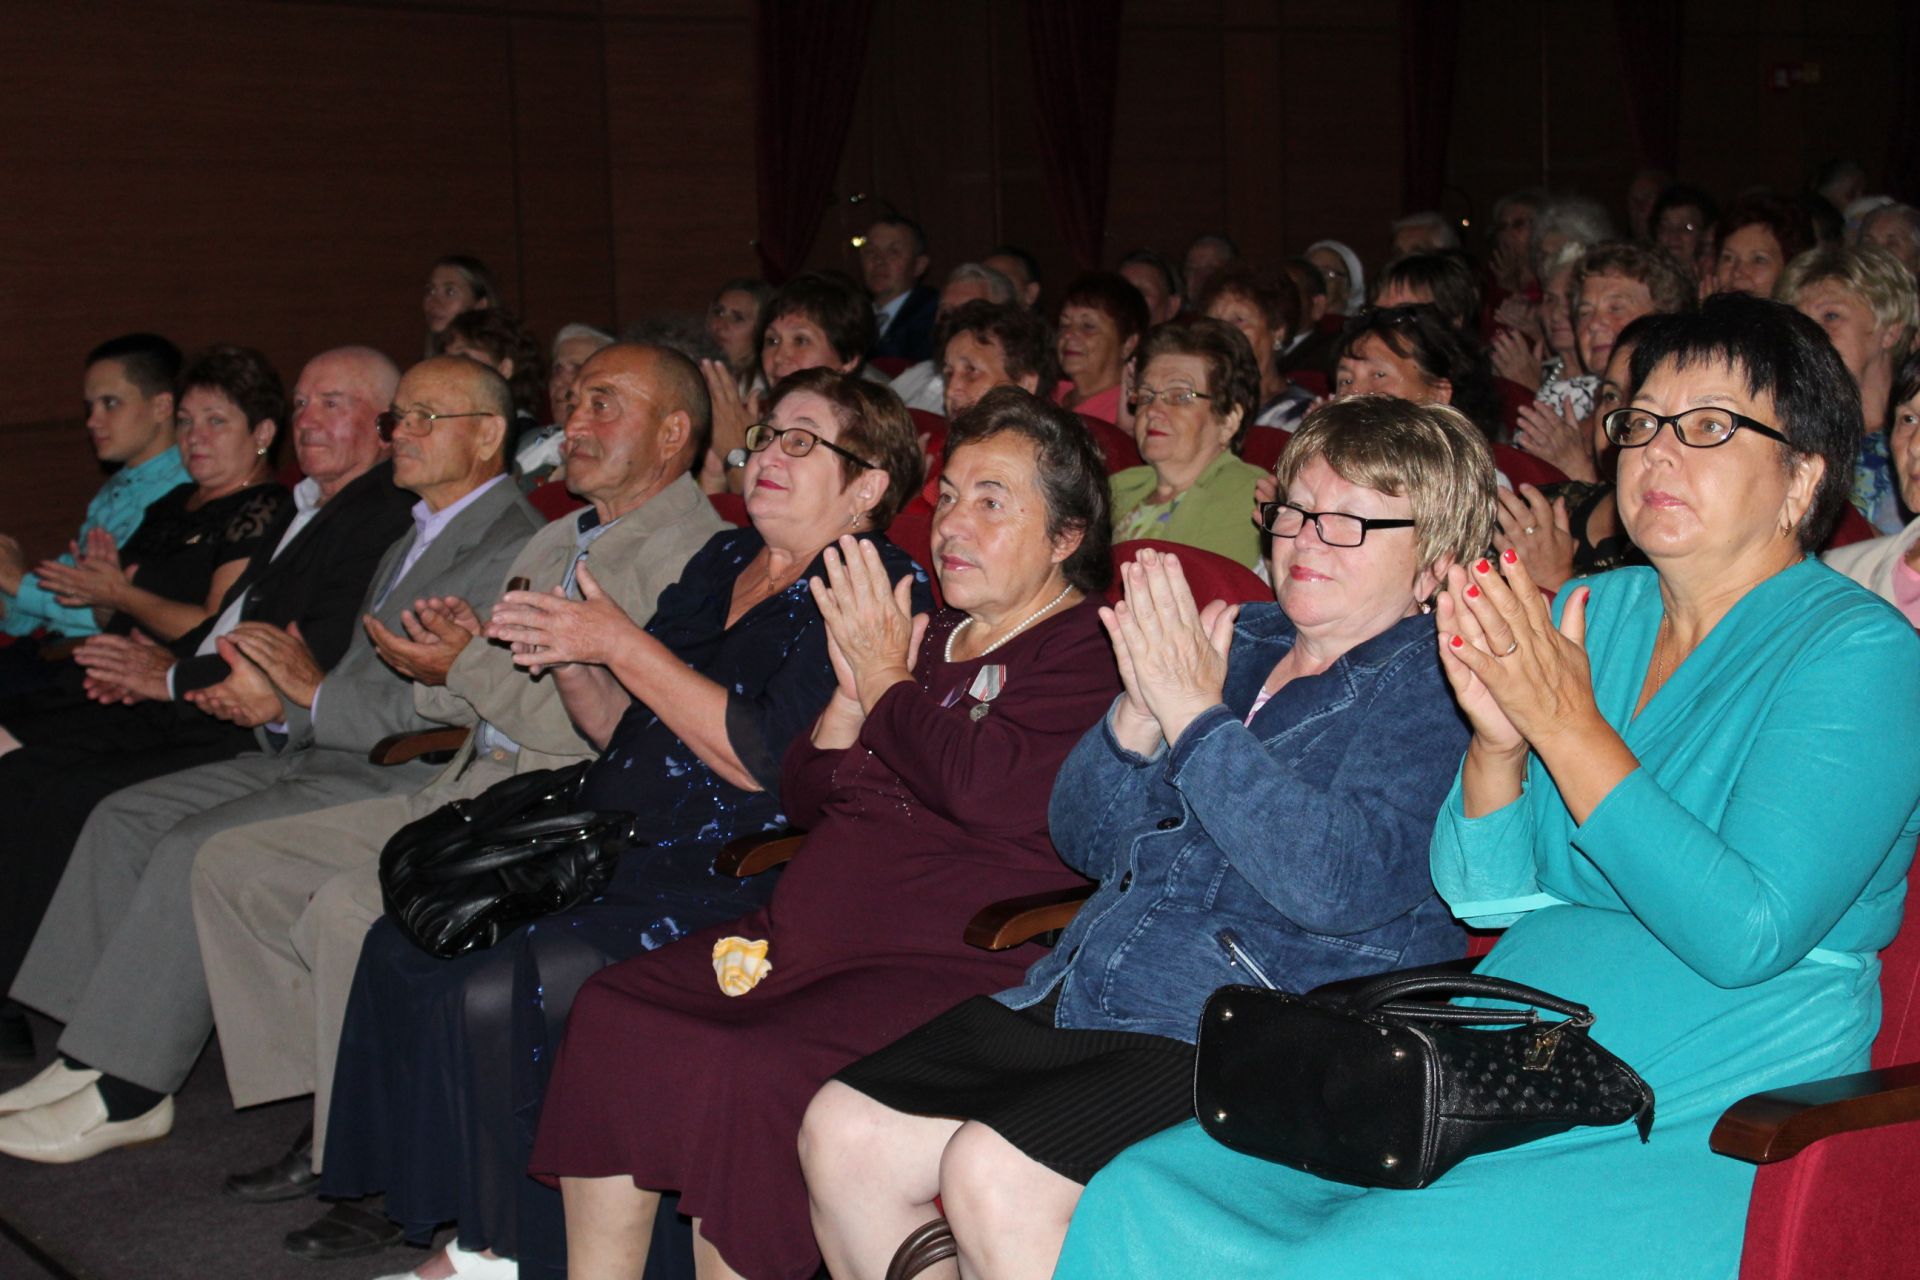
[0,1011,443,1280]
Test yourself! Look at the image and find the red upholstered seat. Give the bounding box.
[1240,428,1293,473]
[1108,540,1269,608]
[527,480,587,522]
[1493,377,1536,433]
[869,356,911,378]
[1289,370,1330,399]
[707,491,750,528]
[885,507,939,608]
[1821,504,1877,553]
[1490,444,1567,492]
[1081,414,1142,474]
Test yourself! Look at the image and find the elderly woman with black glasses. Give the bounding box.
[1055,294,1920,1279]
[802,395,1498,1279]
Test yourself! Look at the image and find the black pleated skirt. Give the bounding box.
[833,993,1195,1184]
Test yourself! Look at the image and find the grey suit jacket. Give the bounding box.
[263,474,543,787]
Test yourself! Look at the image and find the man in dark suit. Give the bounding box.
[0,346,410,1063]
[0,358,542,1165]
[864,213,940,363]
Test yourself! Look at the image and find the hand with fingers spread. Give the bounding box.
[184,636,286,726]
[364,593,481,685]
[1513,399,1599,483]
[73,631,173,703]
[1492,484,1577,593]
[34,529,135,610]
[226,621,325,708]
[1490,329,1547,392]
[807,534,927,713]
[1103,548,1239,746]
[701,359,761,474]
[484,563,642,675]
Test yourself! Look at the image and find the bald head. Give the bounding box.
[388,356,510,509]
[292,345,405,500]
[562,343,711,519]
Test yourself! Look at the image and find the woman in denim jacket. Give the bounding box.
[803,396,1498,1280]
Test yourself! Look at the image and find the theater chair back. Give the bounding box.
[707,492,750,528]
[1108,540,1269,608]
[1240,428,1292,473]
[1082,414,1143,474]
[886,507,939,609]
[1491,444,1567,492]
[528,480,587,521]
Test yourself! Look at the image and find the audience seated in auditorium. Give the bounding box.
[422,254,499,357]
[1530,194,1616,274]
[1389,209,1460,257]
[983,244,1044,309]
[705,278,774,393]
[1488,188,1547,293]
[939,300,1055,420]
[0,356,540,1166]
[1492,242,1592,413]
[1055,293,1920,1280]
[304,369,930,1278]
[888,262,1018,414]
[1276,257,1341,377]
[1118,248,1185,326]
[1651,183,1720,281]
[441,308,547,455]
[1051,272,1150,426]
[515,322,615,487]
[1625,167,1671,242]
[1181,232,1237,304]
[1826,349,1920,623]
[802,395,1497,1279]
[1779,242,1918,534]
[1109,319,1268,569]
[1712,193,1816,299]
[1304,239,1366,315]
[1372,251,1484,331]
[1200,262,1314,430]
[1857,202,1920,277]
[529,387,1119,1280]
[1334,304,1504,441]
[863,214,939,363]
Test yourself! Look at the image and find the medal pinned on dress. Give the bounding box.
[966,664,1006,720]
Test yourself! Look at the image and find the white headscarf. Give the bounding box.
[1306,239,1367,315]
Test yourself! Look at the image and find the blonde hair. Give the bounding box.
[1273,395,1496,574]
[1776,242,1919,354]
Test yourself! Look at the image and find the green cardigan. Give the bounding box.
[1108,450,1267,568]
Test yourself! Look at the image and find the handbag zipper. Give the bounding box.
[1216,929,1277,990]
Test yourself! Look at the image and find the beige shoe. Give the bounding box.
[0,1058,100,1114]
[0,1085,172,1163]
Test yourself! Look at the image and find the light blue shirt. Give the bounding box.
[3,445,193,637]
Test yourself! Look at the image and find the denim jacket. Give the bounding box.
[996,604,1469,1041]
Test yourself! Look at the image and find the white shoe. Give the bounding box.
[0,1084,172,1163]
[374,1242,519,1280]
[0,1058,101,1114]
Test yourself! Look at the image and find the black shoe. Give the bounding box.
[226,1121,320,1203]
[0,1005,33,1068]
[282,1200,403,1260]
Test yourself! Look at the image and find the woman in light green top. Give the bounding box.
[1108,318,1269,568]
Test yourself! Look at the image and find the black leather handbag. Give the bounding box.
[379,763,645,959]
[1193,968,1655,1190]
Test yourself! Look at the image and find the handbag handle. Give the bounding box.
[1348,971,1595,1026]
[414,812,626,882]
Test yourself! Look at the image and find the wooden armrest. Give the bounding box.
[1710,1059,1920,1164]
[368,727,471,765]
[715,833,804,877]
[964,884,1094,951]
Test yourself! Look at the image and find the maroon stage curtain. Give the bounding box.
[753,0,875,283]
[1893,4,1920,201]
[1612,0,1684,174]
[1026,0,1124,273]
[1399,0,1462,213]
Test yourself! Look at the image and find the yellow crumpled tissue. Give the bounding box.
[712,936,772,996]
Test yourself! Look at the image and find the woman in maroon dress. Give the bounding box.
[527,387,1122,1279]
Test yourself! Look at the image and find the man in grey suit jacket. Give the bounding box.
[193,345,728,1213]
[0,357,542,1165]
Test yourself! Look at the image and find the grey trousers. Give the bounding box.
[191,756,512,1167]
[9,749,426,1095]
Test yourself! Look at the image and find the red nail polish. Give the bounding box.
[1466,584,1480,599]
[1449,635,1464,649]
[1474,559,1490,574]
[1502,549,1518,565]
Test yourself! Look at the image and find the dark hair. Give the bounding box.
[939,300,1057,388]
[1893,348,1920,417]
[1650,184,1719,238]
[761,367,923,531]
[1372,252,1484,330]
[1576,243,1695,315]
[758,271,877,367]
[1187,232,1240,259]
[1283,257,1329,303]
[444,308,546,423]
[988,244,1042,290]
[431,254,501,309]
[870,213,928,259]
[179,345,288,464]
[944,386,1112,593]
[86,333,183,399]
[1199,262,1304,344]
[1136,317,1262,452]
[1119,249,1185,308]
[1627,293,1860,550]
[1059,272,1152,345]
[1338,305,1503,438]
[1718,194,1817,267]
[714,277,774,310]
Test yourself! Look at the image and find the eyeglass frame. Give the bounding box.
[1127,385,1216,410]
[375,408,497,444]
[743,421,878,471]
[1252,500,1417,547]
[1601,406,1793,450]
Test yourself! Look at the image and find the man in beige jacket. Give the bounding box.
[192,344,727,1212]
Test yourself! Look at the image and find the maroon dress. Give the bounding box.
[528,598,1119,1279]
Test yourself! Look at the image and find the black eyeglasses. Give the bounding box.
[1602,407,1793,450]
[1253,501,1416,547]
[375,408,495,443]
[743,422,877,470]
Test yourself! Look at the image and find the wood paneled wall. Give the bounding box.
[2,0,1902,559]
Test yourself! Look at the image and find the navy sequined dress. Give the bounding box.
[318,527,931,1274]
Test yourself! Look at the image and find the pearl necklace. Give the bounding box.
[945,584,1076,663]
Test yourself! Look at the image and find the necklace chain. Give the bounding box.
[945,584,1075,663]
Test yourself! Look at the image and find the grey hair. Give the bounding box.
[944,262,1017,306]
[1492,188,1549,224]
[1391,210,1461,250]
[1859,204,1920,250]
[1530,196,1617,273]
[550,323,615,361]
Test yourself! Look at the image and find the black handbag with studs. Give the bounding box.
[1193,968,1655,1190]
